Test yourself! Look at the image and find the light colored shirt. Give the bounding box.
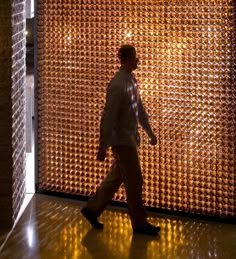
[99,67,153,150]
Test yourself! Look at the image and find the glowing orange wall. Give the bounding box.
[37,0,235,218]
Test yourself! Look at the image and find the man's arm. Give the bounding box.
[138,98,157,145]
[97,83,123,161]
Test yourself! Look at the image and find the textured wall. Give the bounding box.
[37,0,235,219]
[0,0,26,228]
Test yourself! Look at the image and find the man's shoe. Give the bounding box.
[81,207,104,229]
[133,223,161,236]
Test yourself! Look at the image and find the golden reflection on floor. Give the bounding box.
[0,194,235,259]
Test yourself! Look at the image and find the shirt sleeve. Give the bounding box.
[99,82,124,150]
[138,97,153,137]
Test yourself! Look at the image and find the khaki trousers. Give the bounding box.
[86,146,147,229]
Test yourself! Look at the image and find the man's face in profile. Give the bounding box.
[127,50,139,71]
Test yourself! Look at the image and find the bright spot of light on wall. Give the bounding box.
[125,31,132,38]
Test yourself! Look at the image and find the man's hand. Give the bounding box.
[149,133,157,145]
[96,147,106,162]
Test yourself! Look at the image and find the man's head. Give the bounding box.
[118,45,139,72]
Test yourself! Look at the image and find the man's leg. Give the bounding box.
[82,146,160,234]
[86,158,123,217]
[114,146,147,230]
[81,152,123,228]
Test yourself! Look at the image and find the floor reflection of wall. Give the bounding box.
[0,194,235,259]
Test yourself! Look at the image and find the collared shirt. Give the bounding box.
[99,67,153,150]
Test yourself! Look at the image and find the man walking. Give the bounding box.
[81,45,160,235]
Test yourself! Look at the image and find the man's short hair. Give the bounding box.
[118,45,136,63]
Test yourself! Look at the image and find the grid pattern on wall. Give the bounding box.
[11,0,27,222]
[37,0,235,217]
[0,0,26,227]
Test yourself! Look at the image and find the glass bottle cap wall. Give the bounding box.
[37,0,235,218]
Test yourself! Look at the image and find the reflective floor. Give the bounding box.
[0,194,235,259]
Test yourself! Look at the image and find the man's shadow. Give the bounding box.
[81,227,160,259]
[129,233,161,259]
[81,228,115,258]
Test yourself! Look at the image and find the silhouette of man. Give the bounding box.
[81,45,160,235]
